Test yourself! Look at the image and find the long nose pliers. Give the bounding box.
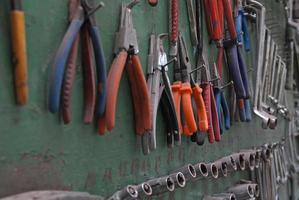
[98,0,151,136]
[48,0,107,124]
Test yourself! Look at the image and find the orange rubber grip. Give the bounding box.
[192,84,209,132]
[98,117,107,135]
[171,82,183,134]
[10,11,28,105]
[127,55,151,135]
[181,82,197,135]
[105,51,128,131]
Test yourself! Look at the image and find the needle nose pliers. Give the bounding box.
[48,0,107,124]
[98,0,151,136]
[142,33,180,155]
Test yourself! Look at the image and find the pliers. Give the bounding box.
[142,33,180,155]
[199,59,221,143]
[48,0,106,124]
[171,33,198,137]
[98,0,151,136]
[211,63,231,134]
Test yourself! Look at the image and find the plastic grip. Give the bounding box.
[208,0,222,40]
[214,90,223,134]
[203,0,214,40]
[89,25,107,117]
[235,11,243,43]
[225,44,246,99]
[82,25,96,124]
[237,46,250,98]
[220,91,230,129]
[210,87,221,141]
[127,55,152,135]
[171,82,183,134]
[244,99,252,122]
[192,84,208,132]
[217,0,224,34]
[48,18,83,113]
[238,99,246,122]
[10,11,28,105]
[241,12,251,51]
[222,0,237,40]
[216,47,224,78]
[61,34,80,124]
[171,0,179,42]
[202,84,215,143]
[105,51,128,131]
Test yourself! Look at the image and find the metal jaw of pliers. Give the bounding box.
[98,0,151,138]
[142,33,180,155]
[48,0,106,124]
[211,63,231,134]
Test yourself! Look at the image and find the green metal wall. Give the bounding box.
[0,0,292,199]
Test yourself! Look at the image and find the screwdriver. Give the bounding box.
[10,0,28,105]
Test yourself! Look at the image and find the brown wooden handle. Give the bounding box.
[10,10,28,105]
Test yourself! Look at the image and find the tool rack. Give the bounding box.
[0,0,298,199]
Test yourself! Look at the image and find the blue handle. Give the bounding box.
[220,91,230,129]
[89,25,107,116]
[48,19,83,113]
[241,12,251,51]
[237,46,250,98]
[225,44,246,99]
[244,99,252,122]
[214,89,223,134]
[235,11,243,44]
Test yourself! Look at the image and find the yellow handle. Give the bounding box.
[11,10,28,105]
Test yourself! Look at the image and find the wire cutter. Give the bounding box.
[48,0,107,123]
[142,33,180,154]
[98,0,151,136]
[211,63,231,134]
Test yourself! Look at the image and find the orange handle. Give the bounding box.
[10,10,28,105]
[127,55,151,135]
[181,82,197,135]
[105,51,128,131]
[171,82,182,134]
[192,84,209,132]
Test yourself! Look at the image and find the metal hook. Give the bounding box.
[189,65,205,75]
[221,81,234,89]
[161,57,177,68]
[127,0,140,9]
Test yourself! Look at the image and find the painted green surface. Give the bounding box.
[0,0,293,199]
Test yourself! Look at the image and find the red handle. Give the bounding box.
[222,0,237,40]
[208,0,222,40]
[202,83,215,143]
[148,0,158,6]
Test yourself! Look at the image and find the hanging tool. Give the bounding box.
[195,0,219,143]
[235,0,252,121]
[142,33,180,155]
[211,63,231,134]
[171,33,197,136]
[48,0,107,124]
[98,0,151,136]
[200,61,221,143]
[186,0,198,47]
[10,0,28,105]
[169,0,179,56]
